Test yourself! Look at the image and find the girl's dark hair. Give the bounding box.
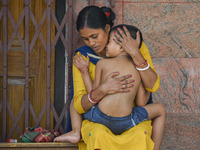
[76,5,116,32]
[111,24,143,49]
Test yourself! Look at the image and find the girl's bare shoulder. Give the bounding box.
[97,58,113,64]
[96,58,114,69]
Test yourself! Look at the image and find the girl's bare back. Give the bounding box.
[98,57,141,117]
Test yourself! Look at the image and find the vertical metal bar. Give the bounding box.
[24,0,30,129]
[67,0,73,99]
[46,0,51,130]
[2,0,8,142]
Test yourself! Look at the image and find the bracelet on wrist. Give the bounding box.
[88,89,100,104]
[136,63,150,71]
[135,59,147,67]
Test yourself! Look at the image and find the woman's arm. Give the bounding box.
[135,83,150,106]
[89,72,134,103]
[136,42,160,92]
[114,27,159,92]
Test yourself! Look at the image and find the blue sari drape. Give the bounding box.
[65,46,153,133]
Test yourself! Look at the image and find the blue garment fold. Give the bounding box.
[65,46,153,133]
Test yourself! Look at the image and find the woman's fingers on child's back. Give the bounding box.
[119,88,131,92]
[120,78,135,86]
[117,74,133,81]
[108,71,120,78]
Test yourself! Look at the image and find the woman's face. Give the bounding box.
[79,25,110,56]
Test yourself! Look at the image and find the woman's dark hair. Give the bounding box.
[76,5,116,32]
[111,24,143,49]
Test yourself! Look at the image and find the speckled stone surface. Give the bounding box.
[115,1,200,58]
[161,113,200,150]
[152,57,200,149]
[152,58,200,113]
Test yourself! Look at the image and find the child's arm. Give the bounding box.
[135,83,150,106]
[73,53,103,92]
[92,60,103,89]
[73,53,92,93]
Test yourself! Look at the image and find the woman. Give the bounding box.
[55,5,160,150]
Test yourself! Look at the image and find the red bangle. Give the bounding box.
[135,60,147,67]
[88,89,100,103]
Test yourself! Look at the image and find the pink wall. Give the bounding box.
[73,0,200,149]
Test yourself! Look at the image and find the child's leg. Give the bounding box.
[54,98,83,143]
[143,103,166,150]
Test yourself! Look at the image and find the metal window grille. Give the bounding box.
[0,0,114,142]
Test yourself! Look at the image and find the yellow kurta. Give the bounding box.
[73,42,160,150]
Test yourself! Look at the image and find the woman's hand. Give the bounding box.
[113,26,141,56]
[88,72,135,105]
[101,72,135,95]
[74,54,90,74]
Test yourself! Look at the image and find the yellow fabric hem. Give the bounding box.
[145,74,160,92]
[79,120,154,150]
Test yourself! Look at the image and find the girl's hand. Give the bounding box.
[113,26,141,56]
[74,54,90,74]
[101,72,135,95]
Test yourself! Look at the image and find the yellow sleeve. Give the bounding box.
[73,52,96,114]
[139,42,160,92]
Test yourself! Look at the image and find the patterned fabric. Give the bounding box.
[20,127,60,142]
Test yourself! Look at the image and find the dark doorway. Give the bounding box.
[54,0,66,129]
